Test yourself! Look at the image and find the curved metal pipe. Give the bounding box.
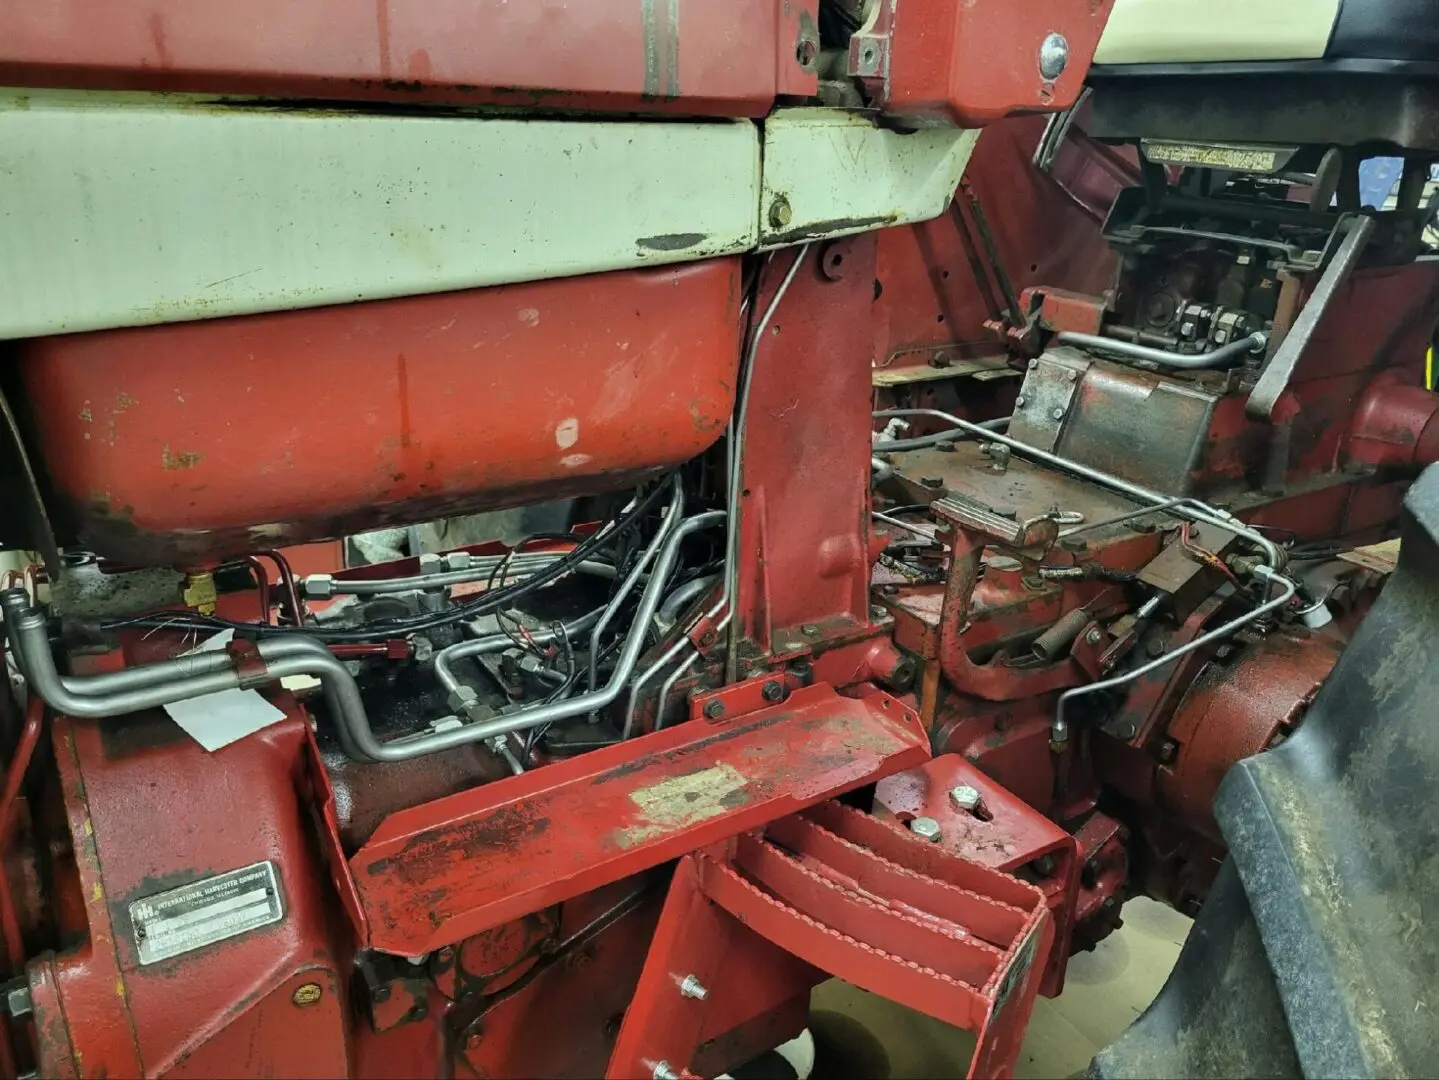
[1050,566,1296,747]
[1056,330,1267,370]
[588,478,684,695]
[432,608,605,695]
[310,555,616,598]
[721,245,811,682]
[371,512,724,761]
[654,649,700,732]
[654,575,719,636]
[871,408,1286,571]
[872,416,1010,453]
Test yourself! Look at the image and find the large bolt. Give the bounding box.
[1084,627,1103,645]
[703,700,726,720]
[1038,32,1069,80]
[920,476,944,489]
[679,974,709,1000]
[950,785,982,812]
[801,623,821,637]
[768,196,793,230]
[761,680,785,703]
[909,817,942,842]
[653,1063,682,1080]
[1051,407,1066,421]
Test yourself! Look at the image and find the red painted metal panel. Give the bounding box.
[31,711,349,1078]
[611,803,1052,1079]
[736,238,877,647]
[888,0,1116,126]
[0,0,802,117]
[21,259,743,567]
[349,683,928,957]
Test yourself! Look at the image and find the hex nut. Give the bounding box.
[950,784,982,812]
[304,574,335,600]
[761,681,785,703]
[909,817,942,842]
[418,553,442,575]
[443,552,470,572]
[446,685,480,713]
[703,699,726,720]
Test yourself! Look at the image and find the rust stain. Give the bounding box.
[396,352,412,449]
[147,12,172,68]
[375,0,392,77]
[161,445,203,471]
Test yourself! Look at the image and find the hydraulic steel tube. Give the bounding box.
[1056,330,1267,370]
[309,555,617,598]
[654,649,700,732]
[654,575,720,635]
[433,608,605,695]
[871,408,1286,570]
[358,511,725,761]
[872,416,1010,453]
[1050,566,1296,747]
[623,634,692,741]
[588,478,684,695]
[721,245,810,682]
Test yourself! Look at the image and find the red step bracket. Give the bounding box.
[609,802,1053,1079]
[349,684,928,956]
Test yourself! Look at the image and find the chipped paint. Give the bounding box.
[160,445,203,471]
[615,762,749,849]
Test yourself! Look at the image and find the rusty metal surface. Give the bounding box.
[1160,631,1337,843]
[349,683,928,957]
[22,259,742,566]
[0,0,801,116]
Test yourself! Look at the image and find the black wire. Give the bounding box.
[99,473,677,643]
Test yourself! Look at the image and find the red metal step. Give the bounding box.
[348,684,928,956]
[608,802,1053,1080]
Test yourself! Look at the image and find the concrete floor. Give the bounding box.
[809,898,1192,1079]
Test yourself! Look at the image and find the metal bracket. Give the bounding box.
[1247,213,1377,421]
[1007,348,1090,453]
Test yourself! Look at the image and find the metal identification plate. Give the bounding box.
[129,861,284,965]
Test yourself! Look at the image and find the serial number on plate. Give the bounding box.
[129,861,285,965]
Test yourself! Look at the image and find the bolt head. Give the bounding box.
[761,680,784,703]
[5,984,31,1018]
[292,982,323,1007]
[801,623,821,637]
[703,699,726,720]
[1015,395,1026,408]
[950,785,982,812]
[1039,32,1069,80]
[679,974,709,1000]
[909,816,943,842]
[1051,407,1065,420]
[1027,359,1038,369]
[920,476,944,489]
[1084,627,1103,644]
[768,196,793,230]
[1066,369,1078,383]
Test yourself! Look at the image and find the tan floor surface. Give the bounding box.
[810,897,1192,1079]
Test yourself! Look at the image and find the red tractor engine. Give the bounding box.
[0,2,1436,1078]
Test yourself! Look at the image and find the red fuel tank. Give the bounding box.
[19,259,742,566]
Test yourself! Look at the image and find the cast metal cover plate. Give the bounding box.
[129,860,284,965]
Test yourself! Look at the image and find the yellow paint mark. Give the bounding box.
[614,763,749,849]
[115,977,126,1000]
[92,882,103,902]
[83,818,93,837]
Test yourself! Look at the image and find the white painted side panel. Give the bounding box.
[0,91,760,338]
[1094,0,1341,64]
[758,109,979,250]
